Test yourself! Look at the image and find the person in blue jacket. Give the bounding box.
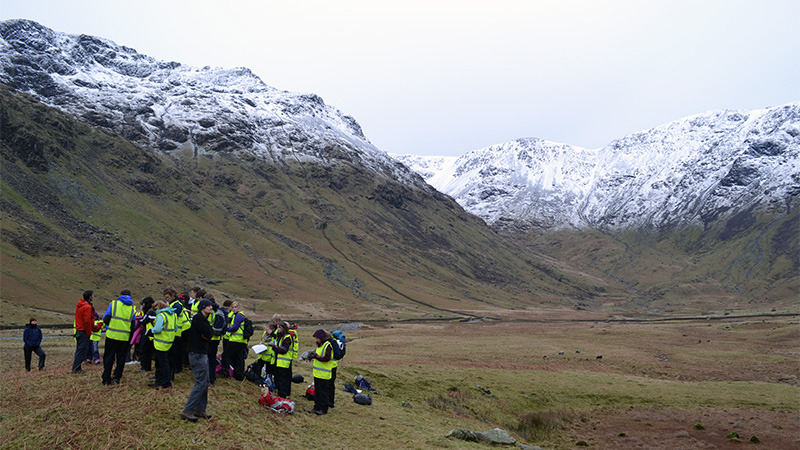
[23,318,46,371]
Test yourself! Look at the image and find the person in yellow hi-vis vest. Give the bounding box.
[163,287,187,377]
[252,323,276,384]
[150,300,176,390]
[309,329,335,415]
[101,289,136,385]
[203,292,224,386]
[89,314,104,364]
[270,321,294,398]
[221,301,247,381]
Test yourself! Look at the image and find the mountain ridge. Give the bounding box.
[394,104,800,232]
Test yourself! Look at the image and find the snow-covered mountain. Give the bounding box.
[0,19,423,188]
[395,105,800,231]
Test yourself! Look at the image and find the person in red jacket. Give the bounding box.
[72,290,102,373]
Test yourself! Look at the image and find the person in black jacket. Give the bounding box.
[181,299,214,423]
[23,318,46,371]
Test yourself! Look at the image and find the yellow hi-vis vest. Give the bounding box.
[89,320,104,342]
[288,329,299,360]
[223,310,234,341]
[178,308,190,335]
[275,333,293,369]
[170,300,189,335]
[313,340,335,380]
[153,310,175,351]
[258,331,275,363]
[226,312,247,344]
[106,299,134,341]
[207,310,221,342]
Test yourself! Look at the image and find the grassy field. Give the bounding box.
[0,316,798,449]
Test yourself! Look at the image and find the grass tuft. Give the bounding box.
[513,410,573,441]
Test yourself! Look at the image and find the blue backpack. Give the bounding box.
[329,330,346,360]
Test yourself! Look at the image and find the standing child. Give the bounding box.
[309,329,334,415]
[23,318,46,371]
[89,312,104,364]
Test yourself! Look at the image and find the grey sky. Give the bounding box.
[3,0,799,156]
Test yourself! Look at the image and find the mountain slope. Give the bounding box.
[0,21,630,324]
[394,108,800,308]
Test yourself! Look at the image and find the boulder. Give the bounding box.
[448,429,479,442]
[475,428,516,445]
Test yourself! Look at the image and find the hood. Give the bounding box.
[156,306,175,314]
[116,295,133,305]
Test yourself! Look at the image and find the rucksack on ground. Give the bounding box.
[353,393,372,405]
[304,384,315,400]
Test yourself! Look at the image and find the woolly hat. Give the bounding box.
[197,299,213,311]
[312,329,328,340]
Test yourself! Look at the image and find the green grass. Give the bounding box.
[2,319,797,449]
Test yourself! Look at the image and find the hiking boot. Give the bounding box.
[156,385,171,391]
[112,379,121,385]
[180,411,198,422]
[314,409,327,415]
[194,411,212,419]
[147,383,161,388]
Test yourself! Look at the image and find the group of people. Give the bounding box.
[63,285,340,421]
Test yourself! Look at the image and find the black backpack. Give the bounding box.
[212,309,227,336]
[353,393,372,405]
[329,337,345,360]
[242,315,254,341]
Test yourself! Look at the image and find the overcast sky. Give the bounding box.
[4,0,799,156]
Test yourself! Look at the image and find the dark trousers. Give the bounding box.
[274,365,292,398]
[24,345,46,371]
[72,331,90,372]
[154,349,171,388]
[102,337,130,383]
[219,339,231,377]
[140,339,154,371]
[223,341,247,381]
[184,352,209,414]
[252,358,275,379]
[207,340,220,385]
[329,366,337,407]
[169,335,183,375]
[314,376,332,413]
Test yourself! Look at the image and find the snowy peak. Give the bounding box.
[396,105,800,231]
[0,19,422,187]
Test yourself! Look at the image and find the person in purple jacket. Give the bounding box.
[23,318,46,371]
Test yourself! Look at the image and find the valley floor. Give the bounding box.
[0,313,798,449]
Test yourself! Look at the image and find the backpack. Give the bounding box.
[258,390,295,414]
[304,384,315,400]
[330,330,346,360]
[353,393,372,405]
[242,315,255,341]
[212,309,227,336]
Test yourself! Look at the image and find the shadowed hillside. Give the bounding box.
[1,85,628,324]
